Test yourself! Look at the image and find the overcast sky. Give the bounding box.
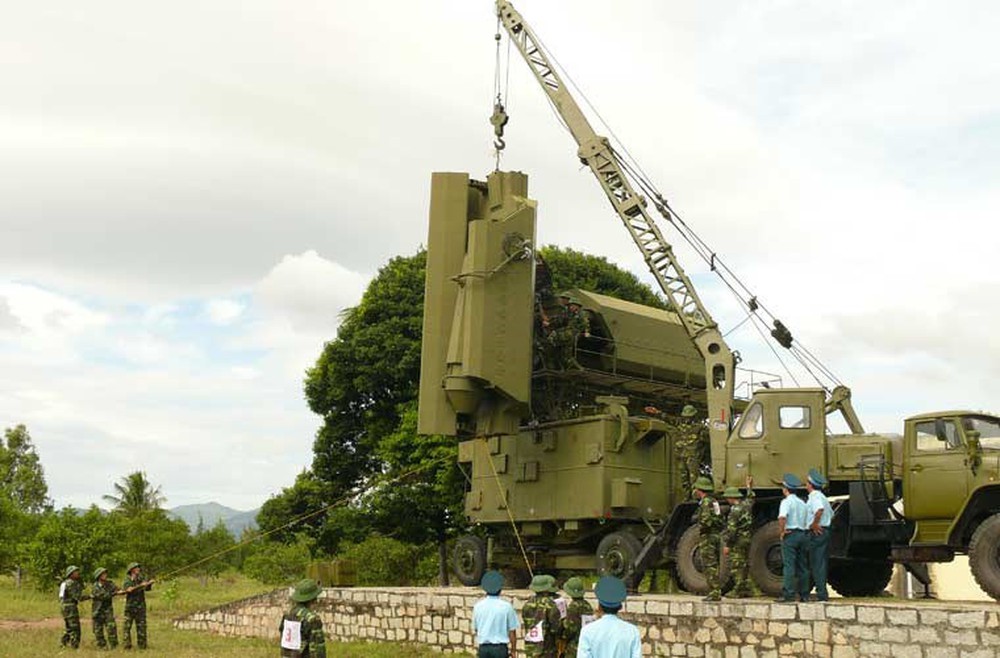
[2,1,998,510]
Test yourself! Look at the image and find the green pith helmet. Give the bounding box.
[529,574,557,593]
[563,576,586,598]
[64,565,80,579]
[693,476,714,492]
[558,291,572,300]
[681,404,698,418]
[127,562,141,573]
[722,486,743,499]
[291,578,322,603]
[567,297,583,306]
[93,567,107,581]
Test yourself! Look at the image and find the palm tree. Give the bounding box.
[103,471,166,516]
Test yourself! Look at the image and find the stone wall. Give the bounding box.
[174,587,1000,657]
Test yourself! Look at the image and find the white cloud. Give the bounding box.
[205,298,245,325]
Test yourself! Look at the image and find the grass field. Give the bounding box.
[0,574,469,657]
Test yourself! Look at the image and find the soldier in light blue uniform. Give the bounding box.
[805,468,834,602]
[776,473,810,602]
[576,576,641,658]
[472,571,519,658]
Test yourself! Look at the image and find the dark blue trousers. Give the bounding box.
[781,530,809,600]
[808,528,831,601]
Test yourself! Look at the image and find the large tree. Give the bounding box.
[102,471,166,517]
[1,424,51,514]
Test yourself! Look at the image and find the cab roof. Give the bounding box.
[906,410,999,422]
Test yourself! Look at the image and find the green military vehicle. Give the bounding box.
[415,0,1000,599]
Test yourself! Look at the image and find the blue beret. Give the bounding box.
[595,575,627,607]
[481,570,504,595]
[782,473,804,490]
[807,468,827,488]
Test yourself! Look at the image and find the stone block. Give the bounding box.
[878,626,907,643]
[909,627,941,644]
[672,601,694,616]
[769,622,788,637]
[813,621,830,644]
[798,605,826,621]
[787,623,812,640]
[925,649,957,658]
[744,604,770,620]
[647,600,670,615]
[889,645,922,658]
[942,630,978,646]
[980,630,1000,646]
[858,643,891,657]
[949,612,985,629]
[885,608,918,626]
[857,607,886,625]
[770,604,797,620]
[740,647,758,658]
[959,650,995,658]
[920,610,949,626]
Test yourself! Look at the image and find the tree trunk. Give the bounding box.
[438,539,450,587]
[14,565,22,589]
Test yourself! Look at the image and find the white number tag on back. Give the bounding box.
[581,614,596,627]
[525,620,545,643]
[555,598,568,619]
[59,582,66,599]
[281,619,302,650]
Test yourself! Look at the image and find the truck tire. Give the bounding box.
[748,521,784,597]
[828,559,893,597]
[453,535,486,586]
[501,567,532,589]
[596,531,643,584]
[675,525,730,594]
[969,513,1000,599]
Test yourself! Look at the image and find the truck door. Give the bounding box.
[903,418,970,520]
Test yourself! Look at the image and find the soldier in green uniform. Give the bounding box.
[521,574,561,658]
[59,565,90,649]
[560,576,594,658]
[694,476,724,601]
[549,294,589,370]
[721,476,755,598]
[121,562,155,650]
[91,567,119,649]
[280,579,326,658]
[676,405,708,498]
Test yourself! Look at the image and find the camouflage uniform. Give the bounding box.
[549,299,589,370]
[522,590,561,658]
[560,596,594,657]
[280,603,326,658]
[722,488,755,597]
[696,482,725,601]
[122,572,152,649]
[91,571,119,649]
[675,420,708,497]
[59,569,88,649]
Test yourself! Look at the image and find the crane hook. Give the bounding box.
[490,99,509,152]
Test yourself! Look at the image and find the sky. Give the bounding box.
[2,1,999,510]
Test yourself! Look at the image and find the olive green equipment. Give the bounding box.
[416,0,1000,602]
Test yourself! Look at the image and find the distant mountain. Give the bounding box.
[167,502,259,537]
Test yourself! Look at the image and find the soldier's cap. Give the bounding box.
[563,576,586,598]
[558,291,572,299]
[594,575,627,608]
[93,567,107,581]
[64,565,80,579]
[291,578,322,603]
[722,486,743,499]
[807,468,827,488]
[681,404,698,418]
[693,476,714,492]
[127,562,141,573]
[480,570,504,595]
[782,473,804,490]
[528,574,558,593]
[567,297,583,306]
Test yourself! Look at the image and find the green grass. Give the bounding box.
[0,573,468,657]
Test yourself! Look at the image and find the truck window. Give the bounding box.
[964,417,1000,450]
[739,403,763,439]
[779,406,811,429]
[914,420,961,451]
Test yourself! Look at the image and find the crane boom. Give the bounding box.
[497,0,735,481]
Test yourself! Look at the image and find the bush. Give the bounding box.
[339,536,436,586]
[242,536,312,586]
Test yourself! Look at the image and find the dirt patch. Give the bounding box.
[0,618,63,630]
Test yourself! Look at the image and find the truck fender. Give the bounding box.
[947,483,1000,547]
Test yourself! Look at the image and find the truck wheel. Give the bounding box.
[452,535,486,586]
[969,514,1000,599]
[828,559,893,597]
[748,521,784,597]
[675,525,729,594]
[501,567,532,589]
[596,531,643,583]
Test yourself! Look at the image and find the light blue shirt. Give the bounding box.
[472,595,519,646]
[778,493,809,530]
[807,489,833,528]
[577,613,642,658]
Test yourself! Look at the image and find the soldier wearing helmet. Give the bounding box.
[59,565,90,649]
[91,566,120,649]
[693,476,724,601]
[280,579,326,658]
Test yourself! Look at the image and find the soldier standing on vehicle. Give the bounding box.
[472,571,519,658]
[642,404,707,499]
[59,565,90,649]
[777,474,810,602]
[559,576,593,658]
[576,576,641,658]
[91,567,119,650]
[694,476,724,601]
[522,574,561,658]
[550,294,589,370]
[722,476,755,598]
[805,468,834,602]
[121,562,155,650]
[280,579,326,658]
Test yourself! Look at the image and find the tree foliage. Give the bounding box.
[102,470,166,517]
[241,534,313,586]
[1,424,51,514]
[538,245,668,309]
[191,517,237,581]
